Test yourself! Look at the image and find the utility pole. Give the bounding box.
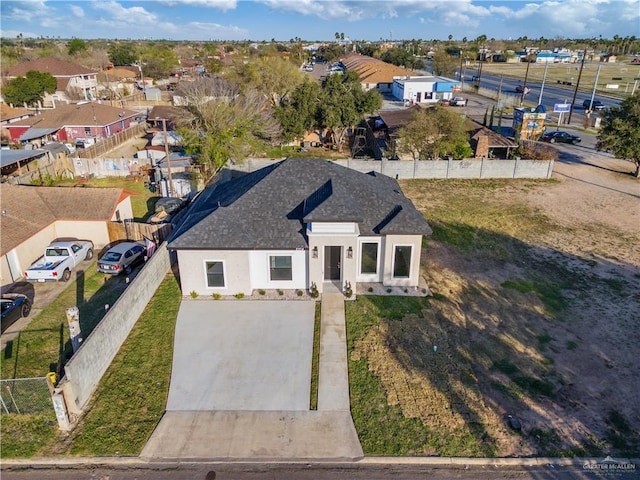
[587,63,602,110]
[538,61,549,106]
[497,73,504,106]
[520,60,531,106]
[567,48,587,125]
[162,118,174,197]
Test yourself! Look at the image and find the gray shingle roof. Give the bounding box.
[169,158,431,251]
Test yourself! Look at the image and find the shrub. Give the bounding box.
[234,293,245,299]
[296,290,303,297]
[190,290,198,299]
[367,287,373,293]
[386,288,392,293]
[258,289,266,296]
[277,289,284,296]
[309,282,319,298]
[212,293,221,300]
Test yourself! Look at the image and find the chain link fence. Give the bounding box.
[0,377,52,415]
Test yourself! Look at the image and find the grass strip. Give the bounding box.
[65,275,181,456]
[309,302,321,410]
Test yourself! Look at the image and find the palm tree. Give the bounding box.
[335,32,340,43]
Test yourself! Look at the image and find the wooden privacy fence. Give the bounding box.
[76,123,147,159]
[107,220,172,245]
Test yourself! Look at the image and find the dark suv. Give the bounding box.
[583,99,605,111]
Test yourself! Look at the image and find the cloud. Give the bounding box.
[185,21,248,39]
[0,0,52,22]
[70,5,85,18]
[158,0,237,10]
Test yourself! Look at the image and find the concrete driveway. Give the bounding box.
[166,300,314,411]
[142,296,363,460]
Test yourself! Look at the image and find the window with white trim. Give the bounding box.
[360,242,379,275]
[269,255,292,281]
[393,245,412,278]
[205,261,225,287]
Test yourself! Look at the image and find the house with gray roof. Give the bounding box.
[168,158,431,296]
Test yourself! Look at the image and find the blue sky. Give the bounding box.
[1,0,638,42]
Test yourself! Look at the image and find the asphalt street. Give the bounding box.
[3,459,639,480]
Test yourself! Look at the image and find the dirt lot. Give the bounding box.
[354,153,640,457]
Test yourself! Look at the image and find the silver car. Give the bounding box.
[97,242,147,275]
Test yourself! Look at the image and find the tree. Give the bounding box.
[275,78,322,143]
[67,38,87,56]
[2,70,57,106]
[139,45,179,79]
[176,77,281,182]
[596,93,640,177]
[431,50,458,76]
[317,72,382,152]
[397,106,471,160]
[108,42,137,66]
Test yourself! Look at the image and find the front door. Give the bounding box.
[324,246,342,281]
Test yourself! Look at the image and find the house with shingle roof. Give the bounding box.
[5,57,98,106]
[168,158,431,296]
[0,184,133,284]
[3,102,139,147]
[341,53,416,93]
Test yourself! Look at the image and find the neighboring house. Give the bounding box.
[0,104,34,126]
[168,158,431,296]
[4,57,98,105]
[341,53,416,93]
[375,106,423,160]
[1,104,34,146]
[4,102,139,146]
[391,75,461,105]
[0,184,134,285]
[96,67,139,99]
[1,149,51,181]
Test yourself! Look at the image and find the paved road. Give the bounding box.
[2,459,638,479]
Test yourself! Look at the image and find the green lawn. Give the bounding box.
[1,264,133,380]
[0,275,181,457]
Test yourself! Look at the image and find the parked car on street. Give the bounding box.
[583,99,606,110]
[450,96,468,107]
[438,98,451,106]
[540,130,582,145]
[1,293,31,333]
[515,85,531,95]
[97,241,147,275]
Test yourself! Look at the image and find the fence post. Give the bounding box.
[51,389,72,431]
[66,306,83,353]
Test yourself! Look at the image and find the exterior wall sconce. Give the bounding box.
[312,246,318,258]
[347,246,353,259]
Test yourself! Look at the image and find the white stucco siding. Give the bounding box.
[249,250,307,290]
[177,250,252,296]
[0,224,56,283]
[54,221,110,248]
[382,235,423,287]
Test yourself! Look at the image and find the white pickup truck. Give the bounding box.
[24,240,94,282]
